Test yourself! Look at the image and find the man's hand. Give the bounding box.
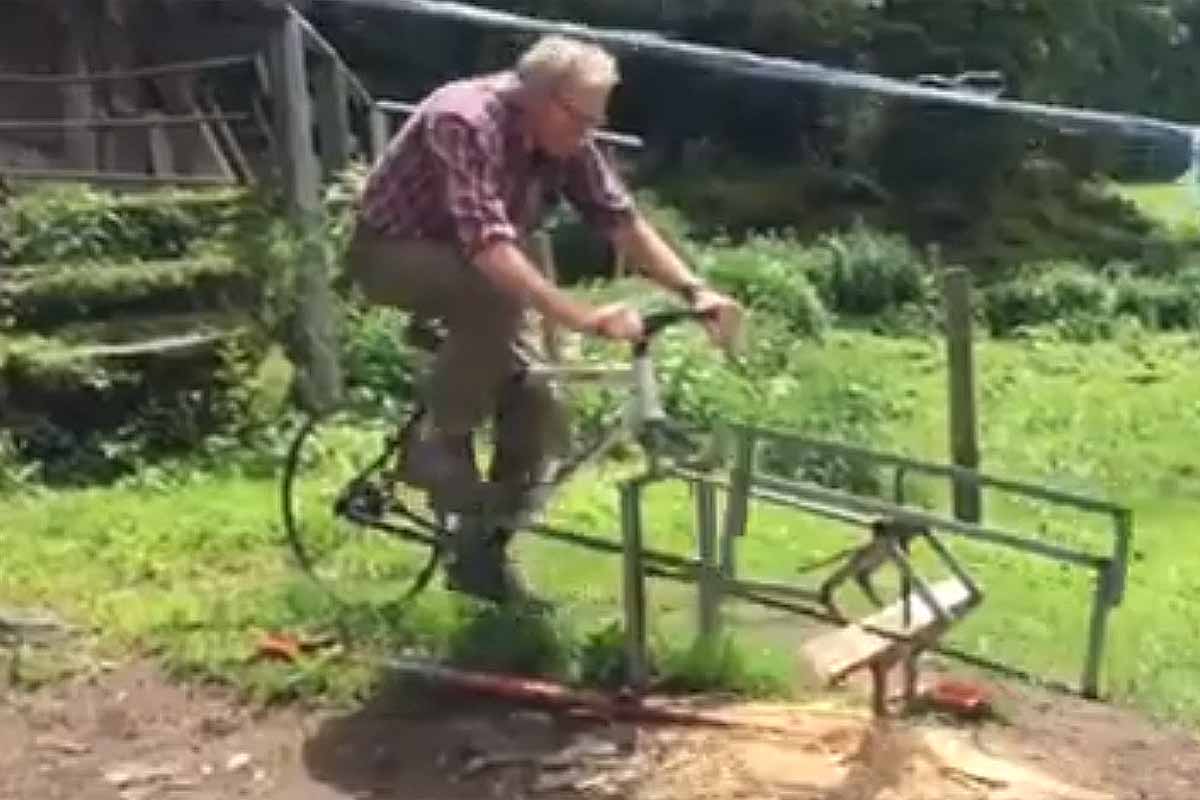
[612,216,745,353]
[473,241,645,341]
[586,302,644,341]
[690,286,745,355]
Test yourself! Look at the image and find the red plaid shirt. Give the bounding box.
[358,71,635,258]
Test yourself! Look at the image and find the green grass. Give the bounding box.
[1112,179,1200,239]
[4,327,1200,725]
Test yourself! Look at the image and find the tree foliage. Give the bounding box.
[314,0,1200,262]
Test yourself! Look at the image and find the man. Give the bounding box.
[347,34,741,605]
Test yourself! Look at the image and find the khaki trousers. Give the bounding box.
[345,222,569,494]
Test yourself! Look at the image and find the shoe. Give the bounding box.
[443,520,551,610]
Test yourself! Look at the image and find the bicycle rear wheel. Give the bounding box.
[280,402,447,607]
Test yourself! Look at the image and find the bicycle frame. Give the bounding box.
[281,307,716,604]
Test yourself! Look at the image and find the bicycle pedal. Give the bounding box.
[336,482,387,520]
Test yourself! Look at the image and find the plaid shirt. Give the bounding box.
[358,71,635,259]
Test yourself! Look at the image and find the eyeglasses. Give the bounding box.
[551,93,606,130]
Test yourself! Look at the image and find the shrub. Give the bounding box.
[983,262,1114,335]
[697,235,830,337]
[0,184,249,265]
[336,303,422,406]
[1114,270,1200,331]
[817,222,929,316]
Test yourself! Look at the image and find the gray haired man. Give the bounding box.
[348,35,741,605]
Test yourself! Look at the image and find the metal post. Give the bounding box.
[369,105,390,162]
[1111,509,1132,606]
[720,432,754,580]
[944,267,982,523]
[1082,563,1114,699]
[696,480,721,641]
[620,482,649,691]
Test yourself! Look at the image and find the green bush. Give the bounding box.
[337,303,422,406]
[446,604,573,678]
[698,235,830,337]
[1114,269,1200,331]
[2,257,255,330]
[817,222,929,316]
[0,184,249,265]
[983,262,1114,335]
[545,189,700,285]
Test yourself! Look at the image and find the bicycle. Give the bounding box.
[279,306,729,609]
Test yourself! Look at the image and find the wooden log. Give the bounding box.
[801,578,973,685]
[268,12,342,412]
[314,59,352,176]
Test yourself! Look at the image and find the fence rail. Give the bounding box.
[0,55,255,86]
[0,114,251,133]
[0,168,240,186]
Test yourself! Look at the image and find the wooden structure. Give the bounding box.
[0,0,644,413]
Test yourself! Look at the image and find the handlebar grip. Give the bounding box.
[640,308,713,339]
[633,308,715,356]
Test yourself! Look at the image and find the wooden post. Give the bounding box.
[60,12,97,170]
[944,267,981,523]
[314,59,352,177]
[146,113,174,176]
[369,106,390,163]
[269,13,342,413]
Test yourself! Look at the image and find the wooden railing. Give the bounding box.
[0,2,648,411]
[0,54,263,186]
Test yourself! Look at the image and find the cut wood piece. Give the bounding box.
[801,578,974,684]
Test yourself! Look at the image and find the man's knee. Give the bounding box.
[500,375,569,447]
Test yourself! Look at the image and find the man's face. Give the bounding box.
[527,78,609,157]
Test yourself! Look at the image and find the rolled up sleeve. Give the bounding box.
[563,142,636,236]
[425,114,519,258]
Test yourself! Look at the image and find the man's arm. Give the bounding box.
[611,213,706,301]
[611,211,745,352]
[425,115,641,339]
[473,240,595,331]
[559,145,706,301]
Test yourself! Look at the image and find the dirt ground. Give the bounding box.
[2,655,1199,800]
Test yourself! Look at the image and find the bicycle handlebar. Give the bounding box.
[640,308,714,339]
[633,308,715,356]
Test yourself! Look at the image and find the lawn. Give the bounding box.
[4,327,1200,725]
